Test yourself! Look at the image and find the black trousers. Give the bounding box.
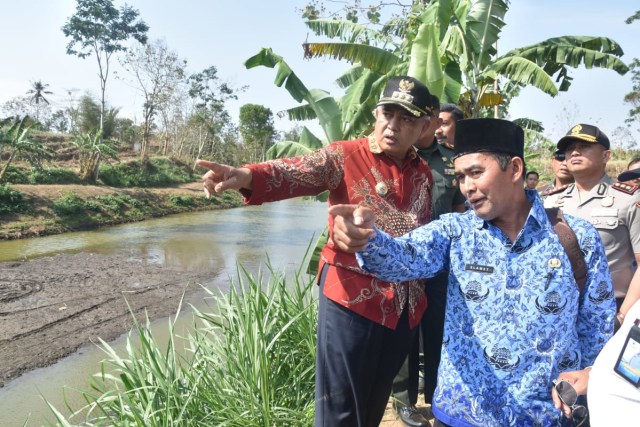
[392,271,448,406]
[314,266,415,427]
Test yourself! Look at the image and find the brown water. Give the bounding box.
[0,199,327,426]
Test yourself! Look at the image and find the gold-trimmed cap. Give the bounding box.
[557,124,610,151]
[376,76,435,117]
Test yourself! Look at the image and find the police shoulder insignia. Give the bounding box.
[611,182,640,195]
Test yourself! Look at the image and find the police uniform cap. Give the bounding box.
[618,168,640,182]
[453,118,524,160]
[557,123,610,151]
[376,76,435,117]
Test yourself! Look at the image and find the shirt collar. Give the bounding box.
[468,189,544,231]
[368,134,419,161]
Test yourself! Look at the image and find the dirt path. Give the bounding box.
[0,252,214,387]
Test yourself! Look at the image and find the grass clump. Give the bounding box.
[47,261,317,426]
[99,158,198,188]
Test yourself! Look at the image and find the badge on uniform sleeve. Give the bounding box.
[548,258,561,268]
[452,179,457,186]
[601,195,614,207]
[375,182,388,196]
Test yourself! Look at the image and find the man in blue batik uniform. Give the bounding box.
[329,118,615,427]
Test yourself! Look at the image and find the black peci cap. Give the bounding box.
[377,76,435,117]
[557,124,610,151]
[618,168,640,182]
[453,118,524,160]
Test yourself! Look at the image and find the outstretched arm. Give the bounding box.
[197,159,253,197]
[329,204,449,282]
[329,204,377,253]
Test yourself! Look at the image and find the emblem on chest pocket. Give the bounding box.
[459,281,490,302]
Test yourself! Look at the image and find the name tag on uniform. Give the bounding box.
[465,264,494,274]
[591,208,618,217]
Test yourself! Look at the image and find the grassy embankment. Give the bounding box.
[44,261,317,427]
[0,148,242,240]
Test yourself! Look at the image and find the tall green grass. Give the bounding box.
[46,261,317,426]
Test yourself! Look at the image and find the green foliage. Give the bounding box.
[99,157,197,187]
[46,261,317,426]
[239,104,276,163]
[28,167,81,184]
[624,58,640,130]
[0,116,52,183]
[96,193,139,212]
[168,194,195,207]
[72,129,119,182]
[77,95,120,139]
[62,0,148,131]
[0,185,29,215]
[53,191,86,215]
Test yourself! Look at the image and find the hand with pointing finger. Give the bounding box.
[328,204,377,253]
[196,159,253,198]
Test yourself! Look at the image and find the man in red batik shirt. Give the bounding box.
[197,76,436,427]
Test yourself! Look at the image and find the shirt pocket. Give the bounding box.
[590,208,619,230]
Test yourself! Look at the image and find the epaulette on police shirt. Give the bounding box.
[541,184,570,197]
[611,181,640,195]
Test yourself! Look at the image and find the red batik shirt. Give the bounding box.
[241,136,433,329]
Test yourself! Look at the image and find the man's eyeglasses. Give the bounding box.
[553,380,588,426]
[553,152,566,161]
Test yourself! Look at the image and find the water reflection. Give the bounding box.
[0,199,327,426]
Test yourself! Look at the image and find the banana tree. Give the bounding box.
[0,116,51,183]
[301,0,628,118]
[71,130,119,182]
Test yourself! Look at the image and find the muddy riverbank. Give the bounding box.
[0,251,213,387]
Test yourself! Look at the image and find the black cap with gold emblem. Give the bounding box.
[452,118,524,160]
[376,76,435,117]
[557,123,610,151]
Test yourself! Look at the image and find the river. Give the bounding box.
[0,199,327,426]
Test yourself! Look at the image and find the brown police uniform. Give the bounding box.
[555,175,640,300]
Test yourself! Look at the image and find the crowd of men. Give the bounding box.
[198,76,639,427]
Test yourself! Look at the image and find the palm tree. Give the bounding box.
[26,80,53,123]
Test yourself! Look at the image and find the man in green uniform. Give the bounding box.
[554,123,640,328]
[391,100,465,427]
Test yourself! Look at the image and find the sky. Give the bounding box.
[0,0,638,145]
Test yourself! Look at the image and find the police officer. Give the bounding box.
[391,100,465,427]
[554,124,640,327]
[540,150,574,208]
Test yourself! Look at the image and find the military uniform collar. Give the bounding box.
[417,139,454,156]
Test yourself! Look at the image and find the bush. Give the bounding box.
[28,167,81,184]
[47,261,317,426]
[0,185,29,214]
[99,158,198,188]
[96,193,138,212]
[1,165,30,184]
[169,194,195,207]
[52,192,86,215]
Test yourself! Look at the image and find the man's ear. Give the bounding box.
[511,157,525,182]
[603,149,611,163]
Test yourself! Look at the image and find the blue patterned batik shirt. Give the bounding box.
[357,190,615,427]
